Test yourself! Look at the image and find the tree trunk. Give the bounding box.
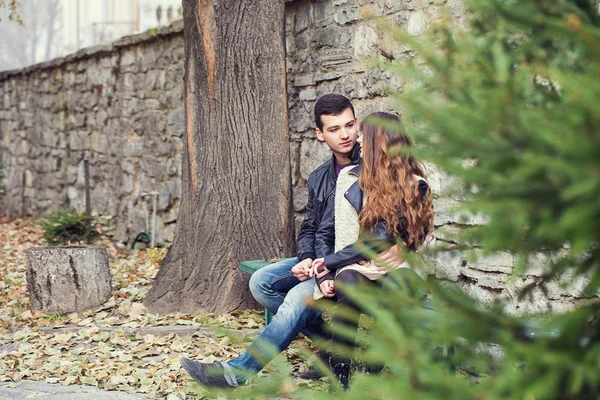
[145,0,294,314]
[26,246,112,313]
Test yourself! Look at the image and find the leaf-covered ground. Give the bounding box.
[0,217,322,399]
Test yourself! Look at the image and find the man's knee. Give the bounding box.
[249,269,271,301]
[249,258,298,302]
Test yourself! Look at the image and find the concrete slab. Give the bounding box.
[0,381,146,400]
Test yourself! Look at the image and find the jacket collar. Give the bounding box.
[349,142,361,164]
[327,143,361,186]
[347,164,361,176]
[344,164,363,214]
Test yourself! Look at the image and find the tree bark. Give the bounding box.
[145,0,294,314]
[26,246,112,313]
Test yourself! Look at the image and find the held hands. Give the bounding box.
[291,258,313,281]
[374,244,406,272]
[310,258,331,279]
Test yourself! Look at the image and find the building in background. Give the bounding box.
[0,0,182,72]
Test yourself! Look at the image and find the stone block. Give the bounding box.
[122,137,144,157]
[434,199,489,226]
[166,157,178,176]
[293,74,317,87]
[121,49,137,67]
[339,74,368,99]
[157,184,172,211]
[289,105,313,133]
[407,10,426,36]
[298,87,317,101]
[299,139,331,182]
[313,26,352,49]
[432,249,463,281]
[468,251,514,274]
[293,186,308,212]
[24,169,33,187]
[384,0,416,13]
[144,70,161,90]
[294,214,304,241]
[69,130,88,151]
[145,98,161,110]
[90,131,109,154]
[168,179,181,200]
[334,4,361,25]
[122,174,135,194]
[459,267,507,290]
[171,137,184,153]
[140,48,159,72]
[167,107,185,137]
[162,221,176,243]
[150,138,172,157]
[140,155,166,179]
[354,25,378,59]
[294,2,313,33]
[168,86,183,108]
[164,207,179,224]
[314,0,334,27]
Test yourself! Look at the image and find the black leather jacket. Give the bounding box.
[315,164,429,280]
[296,143,361,261]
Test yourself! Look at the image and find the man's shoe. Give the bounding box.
[297,350,331,380]
[297,367,323,380]
[180,357,238,388]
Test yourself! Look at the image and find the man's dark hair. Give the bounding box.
[314,94,355,131]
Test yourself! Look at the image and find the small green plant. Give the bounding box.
[38,209,100,245]
[40,311,66,323]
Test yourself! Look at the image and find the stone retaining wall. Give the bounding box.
[0,22,186,243]
[1,0,595,314]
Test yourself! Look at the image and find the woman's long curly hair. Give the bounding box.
[358,112,434,249]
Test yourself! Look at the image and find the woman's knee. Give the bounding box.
[334,270,366,304]
[336,269,365,286]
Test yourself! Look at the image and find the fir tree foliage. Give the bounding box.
[355,0,599,398]
[212,1,600,398]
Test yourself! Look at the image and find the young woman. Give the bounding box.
[310,112,434,388]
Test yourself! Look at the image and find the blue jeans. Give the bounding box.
[227,257,326,382]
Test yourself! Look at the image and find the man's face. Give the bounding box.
[315,108,358,162]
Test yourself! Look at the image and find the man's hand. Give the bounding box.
[374,244,406,271]
[310,258,331,279]
[319,279,335,297]
[291,258,313,281]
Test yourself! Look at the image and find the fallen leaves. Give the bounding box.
[0,217,319,398]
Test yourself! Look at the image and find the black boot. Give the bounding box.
[329,355,351,390]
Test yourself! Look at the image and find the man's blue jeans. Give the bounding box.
[227,257,326,382]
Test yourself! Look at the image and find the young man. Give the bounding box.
[180,94,402,387]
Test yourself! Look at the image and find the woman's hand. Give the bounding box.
[319,279,335,297]
[310,258,331,278]
[374,244,406,271]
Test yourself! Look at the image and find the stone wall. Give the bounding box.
[0,0,595,314]
[0,22,185,244]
